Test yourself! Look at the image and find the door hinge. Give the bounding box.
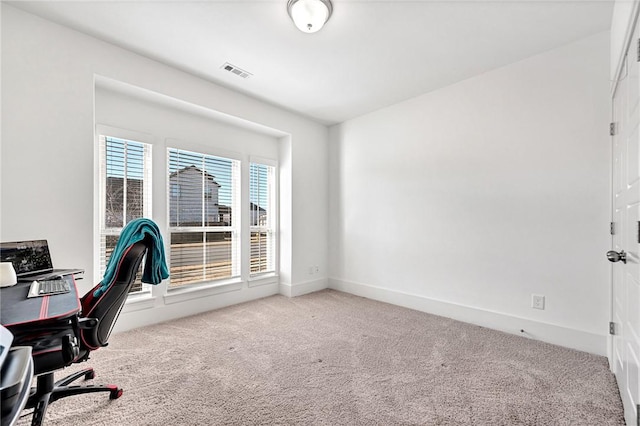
[638,221,640,243]
[609,322,616,335]
[637,404,640,426]
[637,38,640,62]
[611,222,616,235]
[610,122,617,136]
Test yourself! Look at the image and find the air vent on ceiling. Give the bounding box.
[221,62,252,79]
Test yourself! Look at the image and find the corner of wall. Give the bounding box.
[280,278,329,298]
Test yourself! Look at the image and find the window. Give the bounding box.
[249,161,276,276]
[99,135,152,293]
[168,148,240,287]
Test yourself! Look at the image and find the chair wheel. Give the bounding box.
[84,370,95,380]
[109,388,123,399]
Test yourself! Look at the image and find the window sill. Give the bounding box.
[123,293,156,313]
[163,278,243,305]
[247,273,279,288]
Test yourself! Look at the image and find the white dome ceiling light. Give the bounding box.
[287,0,333,34]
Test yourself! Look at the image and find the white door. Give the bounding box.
[610,23,640,426]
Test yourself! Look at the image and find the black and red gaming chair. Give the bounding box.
[22,237,150,426]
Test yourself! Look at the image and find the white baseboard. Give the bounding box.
[114,282,279,333]
[329,278,607,357]
[280,277,328,298]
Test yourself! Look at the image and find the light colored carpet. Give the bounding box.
[19,290,624,425]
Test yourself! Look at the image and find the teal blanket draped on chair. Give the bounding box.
[94,218,169,297]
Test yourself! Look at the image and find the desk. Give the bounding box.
[1,276,81,328]
[1,275,81,374]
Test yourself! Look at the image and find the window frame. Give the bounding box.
[248,156,278,281]
[96,126,153,294]
[166,146,242,289]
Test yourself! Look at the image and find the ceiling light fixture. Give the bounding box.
[287,0,333,34]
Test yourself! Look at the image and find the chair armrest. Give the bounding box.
[77,318,99,330]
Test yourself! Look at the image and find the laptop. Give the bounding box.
[0,240,84,282]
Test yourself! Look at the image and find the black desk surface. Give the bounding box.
[0,276,81,327]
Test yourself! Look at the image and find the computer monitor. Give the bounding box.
[0,240,54,277]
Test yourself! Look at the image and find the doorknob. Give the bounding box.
[607,250,627,264]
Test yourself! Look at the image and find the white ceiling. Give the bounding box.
[9,1,613,125]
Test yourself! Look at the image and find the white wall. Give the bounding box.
[329,31,611,355]
[1,5,329,328]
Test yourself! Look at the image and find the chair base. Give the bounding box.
[26,368,122,426]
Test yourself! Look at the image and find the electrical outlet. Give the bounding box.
[531,294,545,310]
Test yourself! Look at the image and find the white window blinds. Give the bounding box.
[168,148,240,287]
[99,135,152,293]
[249,162,275,276]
